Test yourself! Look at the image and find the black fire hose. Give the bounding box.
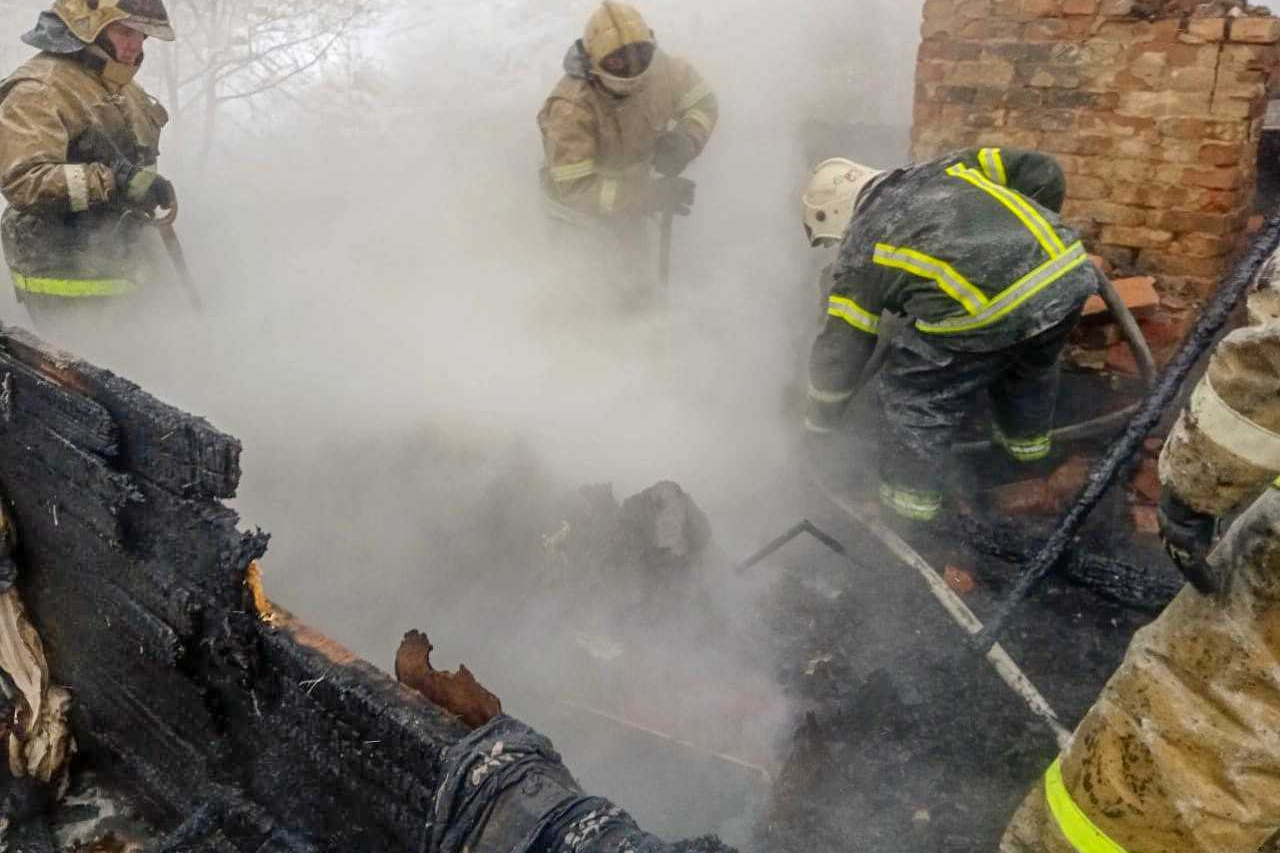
[974,210,1280,653]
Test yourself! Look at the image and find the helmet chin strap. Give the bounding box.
[83,43,142,87]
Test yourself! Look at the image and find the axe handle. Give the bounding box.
[159,224,204,313]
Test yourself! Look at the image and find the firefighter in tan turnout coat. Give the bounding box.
[0,0,176,339]
[537,2,717,296]
[1001,260,1280,853]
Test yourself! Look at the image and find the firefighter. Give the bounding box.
[536,2,717,295]
[803,148,1096,527]
[0,0,176,341]
[1001,262,1280,853]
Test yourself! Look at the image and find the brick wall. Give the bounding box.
[912,0,1280,322]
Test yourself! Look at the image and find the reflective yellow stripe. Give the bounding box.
[879,483,942,522]
[948,164,1067,258]
[683,109,714,134]
[808,382,855,405]
[874,243,989,316]
[599,178,619,214]
[996,429,1053,462]
[917,242,1088,335]
[549,159,597,182]
[12,271,134,297]
[979,147,1007,186]
[677,81,713,113]
[1044,759,1131,853]
[828,294,880,335]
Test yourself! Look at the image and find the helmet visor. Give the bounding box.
[599,42,654,78]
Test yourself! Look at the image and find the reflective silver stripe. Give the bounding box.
[550,159,597,182]
[828,295,880,335]
[879,484,942,520]
[677,81,713,112]
[917,242,1088,335]
[874,243,989,316]
[804,416,835,435]
[979,148,1007,186]
[807,383,855,405]
[64,164,90,213]
[1190,377,1280,471]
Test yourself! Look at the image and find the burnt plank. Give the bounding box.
[0,355,118,457]
[1,327,240,499]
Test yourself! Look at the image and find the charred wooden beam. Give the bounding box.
[0,324,731,853]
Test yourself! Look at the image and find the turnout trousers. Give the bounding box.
[877,310,1080,522]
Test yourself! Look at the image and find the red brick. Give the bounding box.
[1118,90,1212,118]
[1025,19,1071,40]
[1019,0,1060,16]
[1249,213,1266,233]
[1199,142,1247,167]
[1131,458,1162,503]
[1083,276,1159,317]
[1230,16,1280,45]
[1089,254,1113,275]
[944,566,977,595]
[989,480,1052,516]
[1187,17,1228,43]
[1181,167,1245,190]
[1062,0,1097,12]
[1107,341,1140,374]
[1046,457,1094,506]
[1100,0,1133,15]
[1065,200,1146,227]
[1137,311,1187,348]
[1167,233,1233,259]
[1131,504,1160,537]
[1101,226,1174,248]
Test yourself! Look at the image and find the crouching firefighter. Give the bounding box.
[536,2,717,293]
[803,148,1097,529]
[1001,261,1280,853]
[0,0,177,341]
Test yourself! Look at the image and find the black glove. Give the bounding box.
[653,130,698,177]
[1157,491,1220,594]
[111,159,176,211]
[644,176,696,216]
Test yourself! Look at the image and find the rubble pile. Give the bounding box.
[915,0,1280,346]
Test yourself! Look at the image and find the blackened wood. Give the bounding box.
[0,327,240,499]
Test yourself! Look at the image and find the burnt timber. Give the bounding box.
[0,325,718,852]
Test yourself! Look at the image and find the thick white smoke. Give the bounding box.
[0,0,924,843]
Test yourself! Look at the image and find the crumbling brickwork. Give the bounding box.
[912,0,1280,321]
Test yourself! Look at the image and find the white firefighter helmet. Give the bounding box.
[803,158,883,247]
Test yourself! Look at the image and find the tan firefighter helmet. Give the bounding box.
[803,158,884,247]
[52,0,175,44]
[584,2,653,69]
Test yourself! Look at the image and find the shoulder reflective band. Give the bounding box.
[917,241,1088,335]
[1190,376,1280,471]
[677,81,713,113]
[683,109,715,134]
[874,243,989,316]
[979,148,1008,186]
[64,164,90,213]
[828,294,880,335]
[1044,759,1132,853]
[550,159,597,183]
[11,271,134,297]
[947,164,1067,258]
